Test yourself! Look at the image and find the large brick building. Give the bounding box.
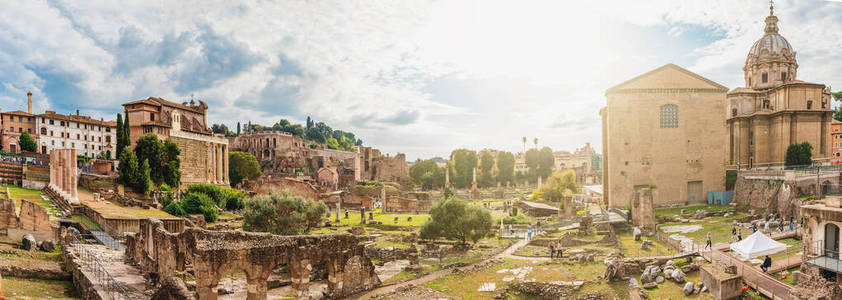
[601,63,728,208]
[726,7,833,169]
[833,120,842,165]
[0,93,36,153]
[123,97,229,186]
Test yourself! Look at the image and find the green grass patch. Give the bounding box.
[659,213,747,245]
[331,209,429,227]
[70,214,102,231]
[654,204,733,217]
[1,276,79,299]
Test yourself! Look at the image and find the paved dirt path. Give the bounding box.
[352,238,531,299]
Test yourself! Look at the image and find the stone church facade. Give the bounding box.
[601,64,728,208]
[726,6,833,169]
[123,97,229,186]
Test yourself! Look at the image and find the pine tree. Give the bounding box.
[236,122,241,136]
[139,158,152,195]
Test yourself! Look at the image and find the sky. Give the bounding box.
[1,0,841,161]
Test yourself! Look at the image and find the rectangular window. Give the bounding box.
[60,121,64,126]
[762,73,768,83]
[27,128,31,133]
[41,118,44,124]
[150,114,155,121]
[781,72,787,81]
[49,119,54,125]
[27,117,31,123]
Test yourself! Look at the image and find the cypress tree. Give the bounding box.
[116,113,124,158]
[237,122,241,136]
[123,111,131,149]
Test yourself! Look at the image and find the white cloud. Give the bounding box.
[0,0,841,160]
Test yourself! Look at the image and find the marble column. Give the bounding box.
[222,145,229,184]
[70,149,78,203]
[217,144,223,184]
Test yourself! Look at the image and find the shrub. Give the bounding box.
[502,214,529,224]
[164,201,186,216]
[159,191,174,209]
[181,192,216,214]
[185,183,247,211]
[199,203,219,222]
[242,189,326,235]
[511,206,518,217]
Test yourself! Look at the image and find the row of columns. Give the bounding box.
[208,142,228,185]
[49,148,78,204]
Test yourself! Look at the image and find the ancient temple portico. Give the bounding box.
[48,148,78,205]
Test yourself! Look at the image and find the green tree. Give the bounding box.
[134,134,164,184]
[785,142,813,167]
[524,148,539,181]
[229,151,261,187]
[138,158,152,195]
[18,131,36,152]
[536,169,580,203]
[162,139,181,187]
[118,147,138,187]
[833,91,842,122]
[420,198,493,244]
[326,137,340,150]
[479,150,494,187]
[236,122,241,136]
[242,190,327,235]
[496,151,515,185]
[451,149,477,188]
[116,113,125,158]
[123,112,130,147]
[537,147,555,179]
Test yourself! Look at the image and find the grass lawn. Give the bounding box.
[1,276,79,299]
[659,213,747,245]
[70,214,102,231]
[331,209,430,227]
[618,232,675,258]
[775,265,800,285]
[0,242,62,262]
[654,204,733,218]
[423,258,628,299]
[637,269,705,299]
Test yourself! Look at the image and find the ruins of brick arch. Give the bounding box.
[125,219,380,300]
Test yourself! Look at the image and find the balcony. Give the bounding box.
[805,239,842,273]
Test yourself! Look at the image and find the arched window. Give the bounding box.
[660,104,679,128]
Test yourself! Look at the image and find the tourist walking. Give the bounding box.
[508,224,513,236]
[738,229,742,241]
[549,241,555,259]
[731,226,737,242]
[527,224,533,240]
[789,220,794,232]
[764,221,769,233]
[752,223,757,233]
[705,232,712,250]
[556,240,563,258]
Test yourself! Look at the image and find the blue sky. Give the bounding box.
[1,0,841,160]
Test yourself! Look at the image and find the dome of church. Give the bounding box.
[749,33,792,57]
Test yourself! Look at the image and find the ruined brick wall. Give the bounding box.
[733,176,782,210]
[253,176,320,201]
[383,197,419,213]
[0,198,18,229]
[371,153,410,186]
[22,165,49,189]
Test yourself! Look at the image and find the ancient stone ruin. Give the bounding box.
[631,187,655,234]
[0,197,53,242]
[125,219,380,299]
[46,148,79,205]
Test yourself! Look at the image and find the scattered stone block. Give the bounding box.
[683,282,694,296]
[22,234,36,251]
[38,240,55,252]
[656,276,664,284]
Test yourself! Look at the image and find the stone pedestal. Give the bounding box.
[700,264,742,300]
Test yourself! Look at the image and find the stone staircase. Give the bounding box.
[43,185,73,217]
[0,162,23,185]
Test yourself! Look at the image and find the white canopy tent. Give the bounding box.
[729,231,788,260]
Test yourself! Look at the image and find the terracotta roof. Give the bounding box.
[1,110,34,117]
[606,63,729,94]
[38,111,116,127]
[123,97,207,113]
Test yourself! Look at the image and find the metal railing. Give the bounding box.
[70,233,133,300]
[805,239,842,272]
[702,244,794,300]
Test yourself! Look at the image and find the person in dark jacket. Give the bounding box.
[761,255,772,272]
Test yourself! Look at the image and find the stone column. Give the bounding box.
[222,145,229,184]
[56,150,63,193]
[290,258,312,299]
[65,150,72,195]
[335,201,341,223]
[70,149,78,203]
[49,151,55,187]
[244,267,271,300]
[217,144,223,184]
[360,206,367,225]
